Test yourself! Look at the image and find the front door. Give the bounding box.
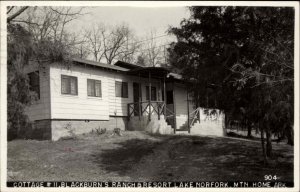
[133,82,141,116]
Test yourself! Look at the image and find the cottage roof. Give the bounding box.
[72,58,129,72]
[72,58,187,82]
[127,67,170,79]
[114,61,144,70]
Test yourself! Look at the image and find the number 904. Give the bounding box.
[264,175,277,180]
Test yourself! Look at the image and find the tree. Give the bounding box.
[84,23,140,64]
[22,7,85,63]
[7,23,35,140]
[168,6,294,163]
[7,6,29,23]
[84,23,106,62]
[7,6,85,139]
[143,30,165,67]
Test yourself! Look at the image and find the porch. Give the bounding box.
[127,100,201,133]
[125,66,225,136]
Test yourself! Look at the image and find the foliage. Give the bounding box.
[168,6,294,160]
[7,7,85,139]
[7,24,36,140]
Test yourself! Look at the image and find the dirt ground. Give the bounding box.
[7,131,294,182]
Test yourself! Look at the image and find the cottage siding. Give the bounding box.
[107,73,133,116]
[49,64,161,119]
[50,64,110,120]
[108,74,161,116]
[24,64,51,121]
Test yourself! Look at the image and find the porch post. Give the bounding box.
[127,103,130,121]
[187,86,190,133]
[173,80,177,134]
[148,71,151,121]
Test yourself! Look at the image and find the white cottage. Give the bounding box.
[24,58,225,140]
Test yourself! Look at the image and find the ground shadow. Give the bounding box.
[91,138,162,175]
[90,134,293,181]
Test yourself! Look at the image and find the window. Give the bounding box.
[87,79,102,97]
[28,71,40,99]
[115,81,128,98]
[146,86,157,101]
[61,75,78,95]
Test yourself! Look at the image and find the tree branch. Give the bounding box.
[7,6,29,23]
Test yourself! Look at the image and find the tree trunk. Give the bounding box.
[265,123,272,157]
[247,120,252,138]
[286,125,294,146]
[259,121,268,165]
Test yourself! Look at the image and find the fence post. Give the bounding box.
[158,103,160,120]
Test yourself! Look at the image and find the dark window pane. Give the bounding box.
[122,82,128,98]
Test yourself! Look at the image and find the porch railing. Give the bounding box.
[127,101,166,120]
[188,107,201,129]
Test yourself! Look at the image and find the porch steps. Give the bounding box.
[175,120,199,132]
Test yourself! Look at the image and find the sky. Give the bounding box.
[71,6,190,44]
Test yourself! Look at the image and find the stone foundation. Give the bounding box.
[51,117,128,141]
[25,117,127,141]
[128,115,173,135]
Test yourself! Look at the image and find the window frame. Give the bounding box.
[61,75,78,95]
[115,81,128,98]
[87,79,102,98]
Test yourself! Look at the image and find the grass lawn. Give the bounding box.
[7,131,293,182]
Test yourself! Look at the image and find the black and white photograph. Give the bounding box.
[0,1,299,191]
